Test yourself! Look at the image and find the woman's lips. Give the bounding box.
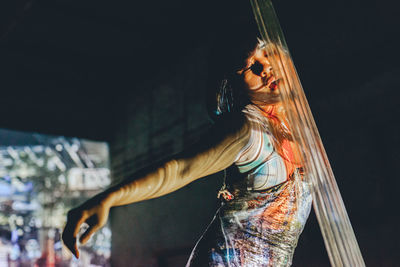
[264,76,279,91]
[251,76,276,91]
[269,80,277,91]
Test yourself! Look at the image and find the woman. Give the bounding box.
[62,40,312,266]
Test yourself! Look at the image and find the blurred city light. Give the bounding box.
[0,129,111,267]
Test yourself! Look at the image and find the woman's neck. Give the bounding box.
[252,102,284,119]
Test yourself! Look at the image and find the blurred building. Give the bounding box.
[0,129,111,267]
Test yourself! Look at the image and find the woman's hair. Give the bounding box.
[215,39,271,116]
[207,37,266,120]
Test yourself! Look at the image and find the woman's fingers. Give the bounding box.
[79,223,99,245]
[62,202,110,258]
[80,204,110,245]
[62,209,88,258]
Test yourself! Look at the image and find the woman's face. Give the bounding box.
[238,48,281,105]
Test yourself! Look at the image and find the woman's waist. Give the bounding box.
[221,180,312,218]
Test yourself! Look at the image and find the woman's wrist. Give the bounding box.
[94,188,118,209]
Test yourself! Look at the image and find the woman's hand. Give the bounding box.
[62,194,112,258]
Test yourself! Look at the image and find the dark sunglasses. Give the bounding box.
[242,61,264,76]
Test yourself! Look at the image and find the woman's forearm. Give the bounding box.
[102,114,251,208]
[104,159,186,207]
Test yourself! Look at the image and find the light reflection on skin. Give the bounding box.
[238,47,283,111]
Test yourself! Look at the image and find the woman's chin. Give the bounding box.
[248,91,281,105]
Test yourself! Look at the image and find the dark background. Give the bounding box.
[0,0,399,266]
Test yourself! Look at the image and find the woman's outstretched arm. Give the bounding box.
[62,112,250,258]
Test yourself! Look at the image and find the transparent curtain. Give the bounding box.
[249,0,365,266]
